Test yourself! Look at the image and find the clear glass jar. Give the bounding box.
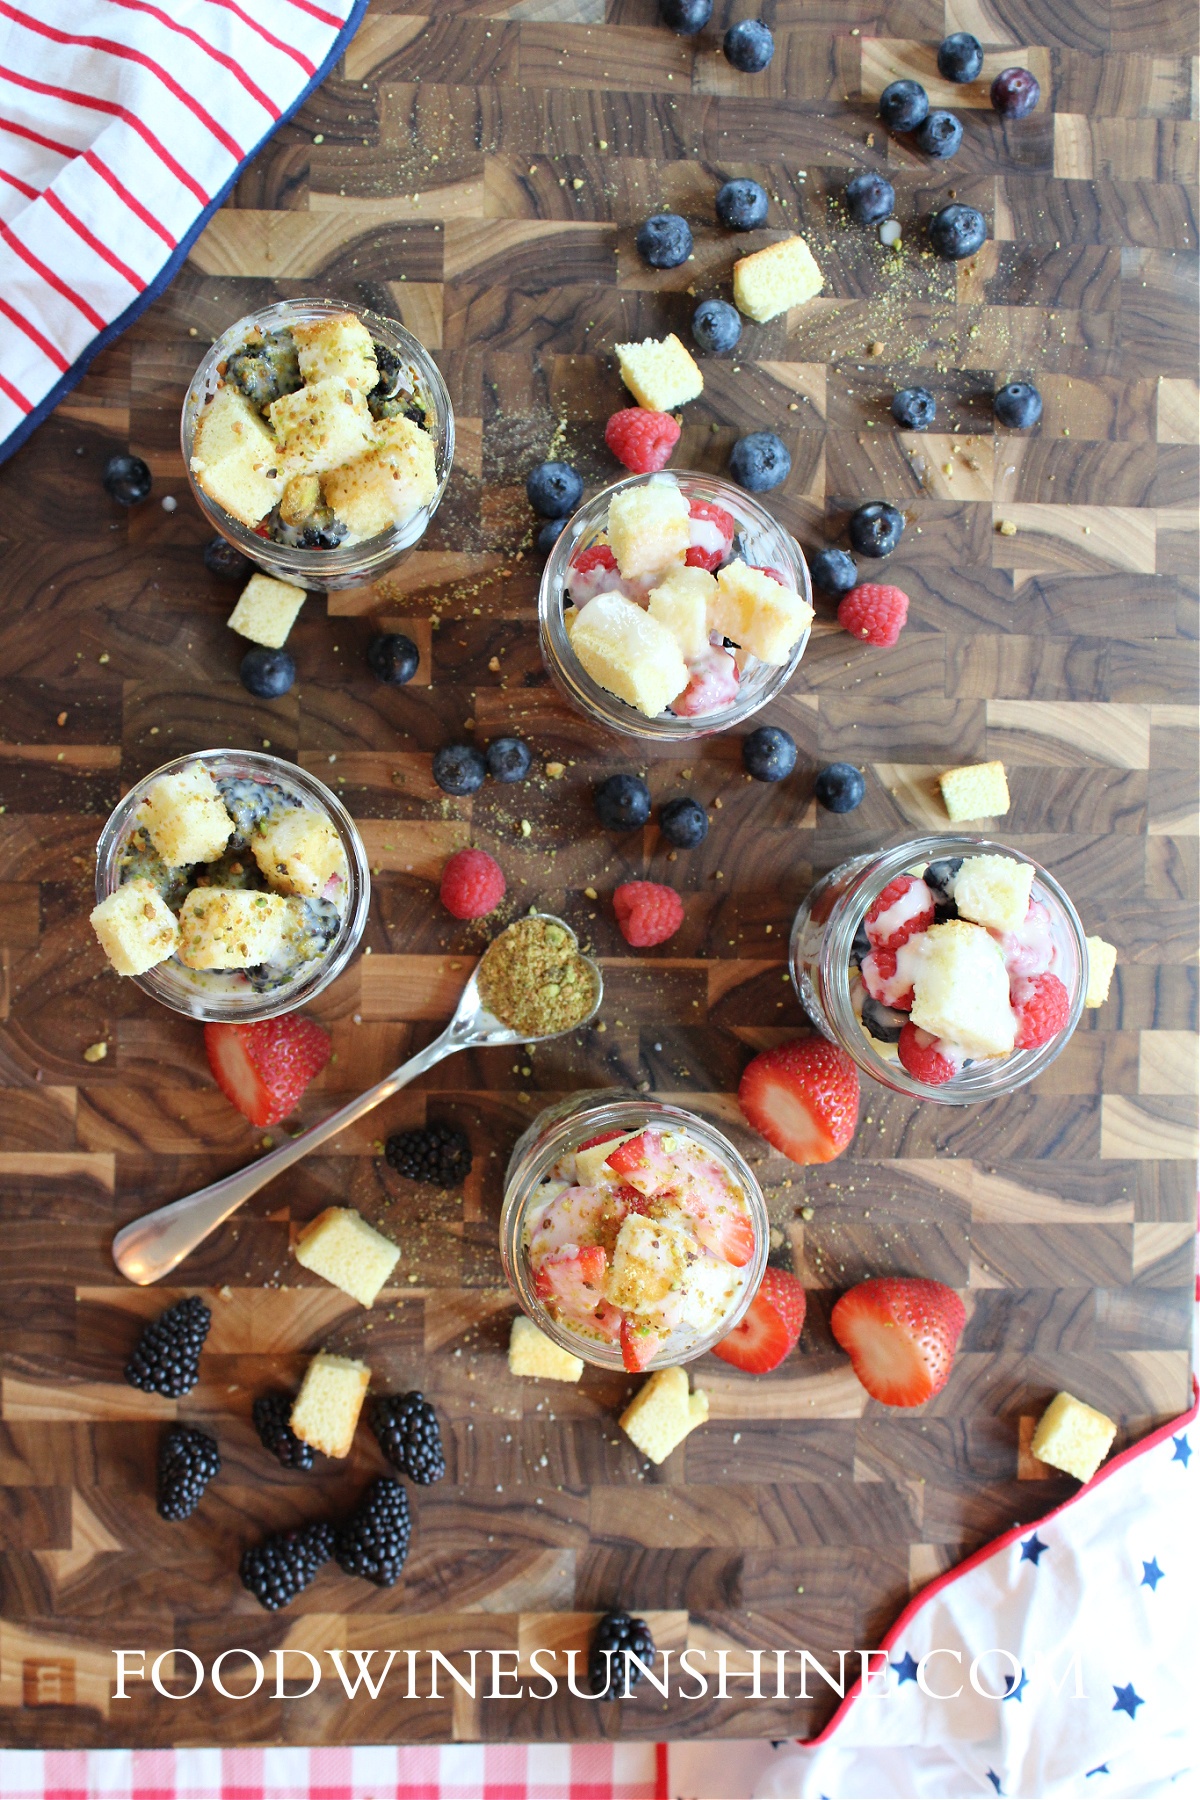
[181,297,454,592]
[788,834,1088,1105]
[538,471,812,741]
[500,1090,769,1370]
[94,749,370,1023]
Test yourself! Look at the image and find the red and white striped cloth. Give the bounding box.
[0,0,367,462]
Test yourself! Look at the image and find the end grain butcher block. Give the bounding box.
[0,0,1196,1751]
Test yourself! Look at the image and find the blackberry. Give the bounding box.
[253,1392,315,1471]
[385,1122,472,1186]
[156,1425,220,1520]
[241,1521,335,1611]
[125,1295,211,1398]
[336,1477,412,1586]
[588,1610,657,1701]
[371,1392,446,1484]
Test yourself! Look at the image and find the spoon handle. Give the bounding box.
[111,1023,461,1286]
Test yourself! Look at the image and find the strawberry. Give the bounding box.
[831,1276,966,1407]
[533,1245,610,1330]
[620,1313,672,1372]
[578,1130,625,1153]
[710,1267,807,1373]
[670,1184,756,1268]
[737,1038,860,1165]
[606,1129,676,1196]
[204,1015,332,1128]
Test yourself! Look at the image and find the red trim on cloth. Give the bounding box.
[0,166,38,197]
[43,188,143,288]
[1,67,211,203]
[275,0,345,27]
[0,369,33,412]
[0,294,70,369]
[0,111,78,157]
[0,217,106,327]
[101,0,280,118]
[83,149,177,248]
[805,1380,1200,1747]
[174,0,319,76]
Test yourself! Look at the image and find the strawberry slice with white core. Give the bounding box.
[737,1038,860,1165]
[605,1129,678,1197]
[665,1185,755,1268]
[710,1266,806,1373]
[830,1276,966,1407]
[671,648,740,717]
[569,544,625,603]
[864,875,935,951]
[528,1185,608,1258]
[533,1244,610,1330]
[620,1313,670,1372]
[995,899,1056,977]
[860,947,915,1010]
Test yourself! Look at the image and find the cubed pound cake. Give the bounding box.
[321,415,438,540]
[570,593,690,718]
[619,1366,708,1465]
[268,376,375,478]
[710,563,813,664]
[939,759,1011,822]
[227,573,307,649]
[1085,936,1117,1009]
[91,879,180,977]
[251,808,347,899]
[190,385,284,528]
[290,1352,371,1458]
[606,481,690,579]
[294,1207,400,1307]
[291,313,379,391]
[952,853,1034,934]
[177,888,291,970]
[908,920,1017,1059]
[507,1315,584,1383]
[613,335,704,412]
[733,236,824,322]
[1030,1390,1117,1483]
[647,565,716,662]
[136,762,233,867]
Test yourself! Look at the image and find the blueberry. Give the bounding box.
[891,387,937,431]
[239,647,295,699]
[808,548,858,595]
[928,203,987,261]
[814,762,865,813]
[729,431,791,493]
[742,725,796,783]
[203,536,254,583]
[526,461,583,518]
[635,212,693,269]
[991,67,1041,119]
[537,517,567,556]
[923,857,963,910]
[848,502,904,558]
[861,997,907,1044]
[851,919,871,967]
[716,178,769,231]
[879,80,929,133]
[692,297,742,355]
[723,19,774,73]
[659,796,708,849]
[659,0,711,32]
[937,33,983,83]
[486,737,532,783]
[367,633,420,684]
[993,381,1043,430]
[845,172,895,226]
[594,773,652,832]
[915,110,963,159]
[432,744,487,796]
[102,454,151,506]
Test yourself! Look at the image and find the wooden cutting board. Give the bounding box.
[1,0,1196,1751]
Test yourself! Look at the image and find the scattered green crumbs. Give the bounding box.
[476,916,598,1037]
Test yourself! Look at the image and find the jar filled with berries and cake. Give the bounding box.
[93,750,370,1022]
[788,835,1089,1104]
[538,471,813,741]
[500,1091,769,1371]
[182,298,454,591]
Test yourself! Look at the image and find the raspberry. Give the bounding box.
[689,497,736,537]
[573,545,617,575]
[613,881,685,948]
[604,408,681,474]
[898,1023,955,1085]
[861,947,914,1009]
[751,565,787,585]
[1012,972,1071,1049]
[865,874,935,951]
[837,583,910,648]
[439,848,505,920]
[685,545,722,570]
[686,500,735,570]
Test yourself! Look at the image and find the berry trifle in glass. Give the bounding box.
[92,750,369,1021]
[539,471,813,740]
[183,298,454,591]
[789,836,1089,1103]
[501,1093,769,1371]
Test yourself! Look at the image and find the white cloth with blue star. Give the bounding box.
[692,1407,1198,1798]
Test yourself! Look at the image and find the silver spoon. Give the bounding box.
[112,916,602,1285]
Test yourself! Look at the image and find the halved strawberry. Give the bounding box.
[204,1015,332,1128]
[737,1038,860,1165]
[620,1313,670,1373]
[605,1130,676,1197]
[671,1186,755,1268]
[830,1276,966,1407]
[578,1130,625,1153]
[710,1267,806,1373]
[533,1245,610,1330]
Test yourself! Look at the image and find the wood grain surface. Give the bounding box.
[1,0,1197,1752]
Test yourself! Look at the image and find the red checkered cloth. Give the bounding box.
[0,1744,666,1799]
[0,0,368,464]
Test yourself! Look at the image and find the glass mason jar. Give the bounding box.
[181,297,454,592]
[94,749,370,1023]
[788,834,1088,1105]
[538,471,812,741]
[500,1090,770,1370]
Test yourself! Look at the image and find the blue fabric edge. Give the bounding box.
[0,0,373,469]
